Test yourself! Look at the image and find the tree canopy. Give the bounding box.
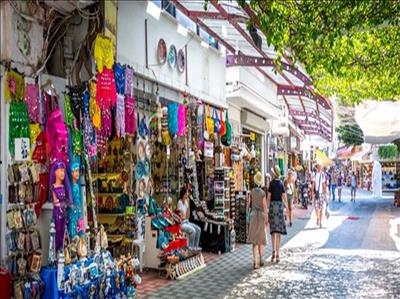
[241,0,400,105]
[337,124,364,146]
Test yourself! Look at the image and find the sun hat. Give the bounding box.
[271,165,281,178]
[254,171,263,187]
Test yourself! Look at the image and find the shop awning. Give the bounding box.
[171,0,333,141]
[350,144,372,162]
[316,149,334,167]
[355,101,400,144]
[336,146,362,160]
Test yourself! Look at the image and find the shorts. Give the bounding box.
[287,194,293,206]
[314,194,324,210]
[350,186,356,193]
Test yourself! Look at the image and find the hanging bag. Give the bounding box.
[205,105,214,140]
[168,102,178,136]
[219,110,226,136]
[221,110,232,146]
[177,104,187,137]
[213,108,221,134]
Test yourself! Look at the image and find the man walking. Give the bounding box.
[313,164,327,228]
[350,171,357,202]
[331,168,338,201]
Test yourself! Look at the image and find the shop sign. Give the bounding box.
[204,141,214,158]
[15,138,30,161]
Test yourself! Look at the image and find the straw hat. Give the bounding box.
[271,165,281,178]
[254,171,263,187]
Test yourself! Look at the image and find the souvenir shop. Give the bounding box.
[1,34,147,298]
[1,28,253,296]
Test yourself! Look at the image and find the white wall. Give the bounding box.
[117,1,226,107]
[226,67,280,119]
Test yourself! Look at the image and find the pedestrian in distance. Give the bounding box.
[350,171,357,202]
[284,170,295,227]
[337,171,343,202]
[313,163,327,228]
[331,168,338,201]
[247,171,268,269]
[267,165,288,263]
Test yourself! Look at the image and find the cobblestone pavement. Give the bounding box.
[226,190,400,299]
[143,189,400,299]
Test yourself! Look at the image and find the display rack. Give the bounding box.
[214,168,231,221]
[165,253,205,280]
[235,191,249,243]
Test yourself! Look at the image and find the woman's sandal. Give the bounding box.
[260,259,265,267]
[271,252,276,263]
[276,255,280,263]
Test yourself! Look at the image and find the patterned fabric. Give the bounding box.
[314,194,325,210]
[268,201,287,235]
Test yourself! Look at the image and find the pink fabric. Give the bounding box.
[125,95,136,136]
[25,83,40,123]
[96,68,117,110]
[177,104,187,137]
[97,108,112,158]
[44,93,69,163]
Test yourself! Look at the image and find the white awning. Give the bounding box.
[355,101,400,144]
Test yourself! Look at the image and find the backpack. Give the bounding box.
[221,111,232,146]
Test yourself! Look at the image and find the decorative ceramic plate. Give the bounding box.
[168,45,177,68]
[177,49,185,72]
[137,140,145,161]
[135,161,145,180]
[138,179,146,198]
[145,143,152,159]
[157,39,167,64]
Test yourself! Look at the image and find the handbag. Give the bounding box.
[221,111,232,146]
[213,108,220,134]
[219,110,226,136]
[205,105,214,140]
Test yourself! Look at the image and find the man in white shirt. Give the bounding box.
[313,164,327,228]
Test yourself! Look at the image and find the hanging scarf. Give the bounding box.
[89,81,101,129]
[64,93,75,128]
[25,83,40,123]
[5,70,25,102]
[168,102,178,136]
[114,63,125,95]
[125,95,136,136]
[67,85,85,127]
[96,68,117,111]
[83,91,96,158]
[116,94,126,138]
[177,104,187,137]
[9,101,30,157]
[93,35,114,73]
[125,65,134,96]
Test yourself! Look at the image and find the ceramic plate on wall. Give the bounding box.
[177,49,185,73]
[168,45,177,68]
[157,39,167,64]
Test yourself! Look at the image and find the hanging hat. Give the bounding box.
[271,165,281,178]
[254,171,263,187]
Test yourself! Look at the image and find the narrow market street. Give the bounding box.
[144,189,400,299]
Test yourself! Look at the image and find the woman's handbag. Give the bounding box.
[221,111,232,146]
